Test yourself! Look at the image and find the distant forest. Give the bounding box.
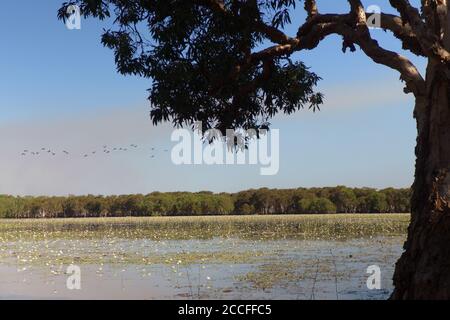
[0,187,411,219]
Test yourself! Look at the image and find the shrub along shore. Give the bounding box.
[0,187,410,219]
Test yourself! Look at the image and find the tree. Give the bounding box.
[298,197,313,213]
[308,197,337,214]
[0,187,409,217]
[330,186,357,213]
[59,0,449,299]
[366,191,389,213]
[251,188,273,214]
[84,197,104,217]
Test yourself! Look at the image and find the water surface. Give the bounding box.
[0,215,408,300]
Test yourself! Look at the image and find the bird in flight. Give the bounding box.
[19,142,149,160]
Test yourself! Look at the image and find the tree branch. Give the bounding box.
[202,0,427,97]
[390,0,450,63]
[298,0,425,96]
[296,21,425,96]
[297,11,423,56]
[304,0,318,18]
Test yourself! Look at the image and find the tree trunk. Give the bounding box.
[391,58,450,299]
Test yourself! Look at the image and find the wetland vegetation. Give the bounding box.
[0,214,409,299]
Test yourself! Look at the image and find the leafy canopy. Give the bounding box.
[59,0,322,133]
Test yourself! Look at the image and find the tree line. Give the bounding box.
[0,187,410,219]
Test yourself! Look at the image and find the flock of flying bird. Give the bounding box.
[19,144,169,159]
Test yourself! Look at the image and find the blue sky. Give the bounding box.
[0,1,425,196]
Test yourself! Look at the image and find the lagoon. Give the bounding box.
[0,214,409,300]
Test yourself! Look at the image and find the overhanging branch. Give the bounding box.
[389,0,450,63]
[199,0,427,97]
